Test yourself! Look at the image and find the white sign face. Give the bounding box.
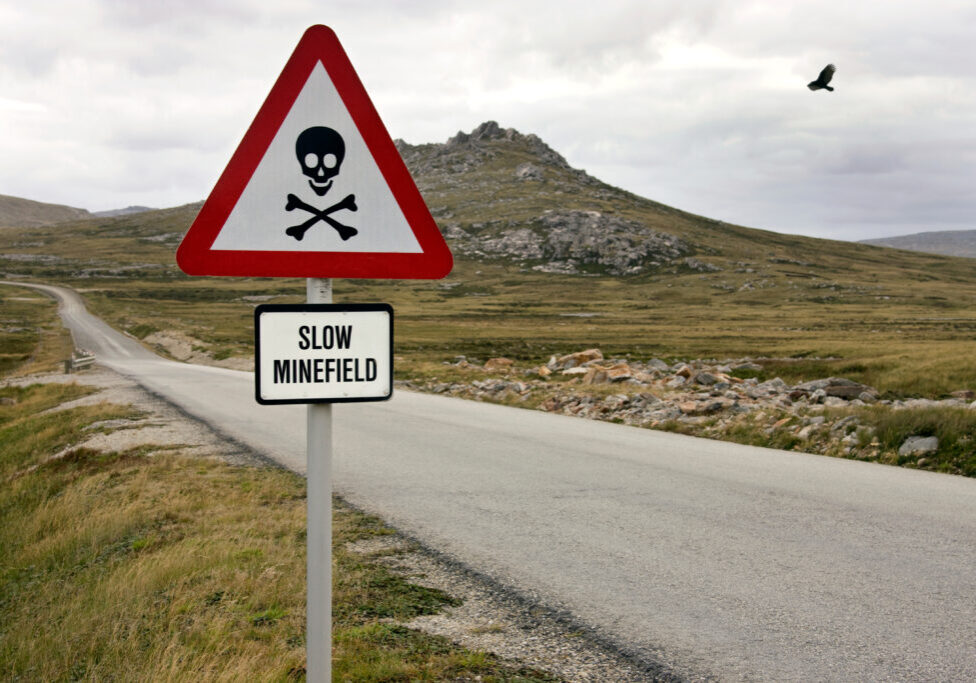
[210,62,422,255]
[255,304,393,404]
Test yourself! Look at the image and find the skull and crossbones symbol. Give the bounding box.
[285,126,358,241]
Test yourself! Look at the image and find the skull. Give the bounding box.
[295,126,345,196]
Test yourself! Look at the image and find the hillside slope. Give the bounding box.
[0,193,91,227]
[861,230,976,259]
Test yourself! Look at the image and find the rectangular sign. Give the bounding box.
[255,303,393,404]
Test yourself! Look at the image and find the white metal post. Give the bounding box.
[306,277,332,681]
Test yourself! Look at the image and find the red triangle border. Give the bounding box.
[177,25,453,279]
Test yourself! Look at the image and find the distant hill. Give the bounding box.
[93,206,156,218]
[3,121,975,289]
[860,230,976,258]
[393,121,972,278]
[0,193,91,227]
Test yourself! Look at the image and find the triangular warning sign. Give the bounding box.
[177,25,452,279]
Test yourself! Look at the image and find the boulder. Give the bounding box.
[556,348,603,369]
[582,367,609,385]
[899,436,939,456]
[539,397,562,412]
[757,378,789,394]
[693,371,718,386]
[484,357,514,372]
[647,358,670,372]
[606,363,634,382]
[797,424,820,439]
[679,399,729,416]
[824,380,871,400]
[602,394,629,410]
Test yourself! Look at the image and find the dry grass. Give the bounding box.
[0,293,560,681]
[0,285,74,376]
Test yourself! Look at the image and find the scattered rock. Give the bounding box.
[410,348,955,465]
[514,162,543,181]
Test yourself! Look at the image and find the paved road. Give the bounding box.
[9,280,976,681]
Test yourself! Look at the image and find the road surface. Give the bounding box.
[8,280,976,681]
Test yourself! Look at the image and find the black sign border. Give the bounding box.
[254,303,394,405]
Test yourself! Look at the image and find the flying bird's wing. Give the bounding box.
[807,64,836,91]
[818,64,836,86]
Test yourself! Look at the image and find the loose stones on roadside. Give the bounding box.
[433,348,969,467]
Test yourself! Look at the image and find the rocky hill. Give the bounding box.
[395,121,967,280]
[396,121,704,275]
[860,230,976,258]
[0,193,91,227]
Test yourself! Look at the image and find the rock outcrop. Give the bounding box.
[395,122,701,276]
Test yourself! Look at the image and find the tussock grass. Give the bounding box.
[1,391,308,680]
[852,405,976,475]
[0,397,560,681]
[0,298,560,680]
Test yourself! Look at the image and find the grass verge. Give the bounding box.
[0,382,560,681]
[0,284,74,376]
[0,291,560,681]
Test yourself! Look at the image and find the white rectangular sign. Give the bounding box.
[255,303,393,404]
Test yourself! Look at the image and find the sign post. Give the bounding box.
[176,25,452,682]
[305,278,331,679]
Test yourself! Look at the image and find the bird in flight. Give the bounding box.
[808,64,836,91]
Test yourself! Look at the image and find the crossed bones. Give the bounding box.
[285,193,358,241]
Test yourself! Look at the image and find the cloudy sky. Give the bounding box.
[1,1,973,241]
